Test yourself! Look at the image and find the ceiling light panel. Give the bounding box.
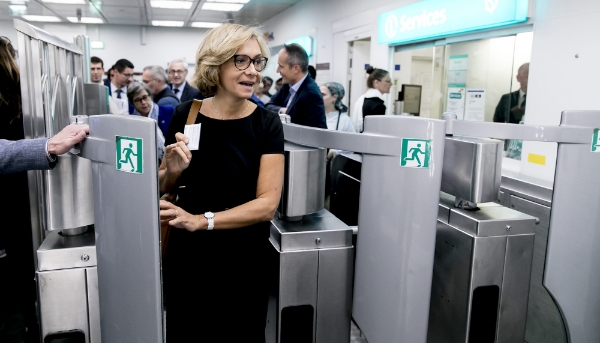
[42,0,86,4]
[67,17,104,23]
[191,22,221,28]
[201,2,243,11]
[151,0,192,9]
[22,15,61,22]
[152,20,184,27]
[206,0,250,3]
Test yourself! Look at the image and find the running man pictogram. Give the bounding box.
[400,138,431,168]
[120,143,138,172]
[116,136,144,174]
[403,143,425,167]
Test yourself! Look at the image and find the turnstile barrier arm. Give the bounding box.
[80,114,164,343]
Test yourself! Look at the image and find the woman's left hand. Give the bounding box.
[159,200,203,232]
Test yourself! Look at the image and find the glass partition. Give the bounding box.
[392,31,533,159]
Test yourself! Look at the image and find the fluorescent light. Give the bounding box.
[151,0,192,9]
[22,15,61,22]
[201,2,243,11]
[9,4,27,15]
[206,0,250,3]
[152,20,184,27]
[67,16,103,24]
[90,41,104,49]
[191,21,221,28]
[42,0,85,3]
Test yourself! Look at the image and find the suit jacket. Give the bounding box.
[154,87,180,109]
[0,138,51,174]
[172,82,204,103]
[493,90,524,124]
[266,75,327,129]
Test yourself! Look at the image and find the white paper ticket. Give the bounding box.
[183,123,201,150]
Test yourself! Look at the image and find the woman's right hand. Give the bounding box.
[164,132,192,175]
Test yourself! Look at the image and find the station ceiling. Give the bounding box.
[0,0,300,27]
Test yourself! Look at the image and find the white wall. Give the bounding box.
[521,0,600,181]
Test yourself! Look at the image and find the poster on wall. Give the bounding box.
[446,54,468,119]
[464,89,486,121]
[447,87,466,119]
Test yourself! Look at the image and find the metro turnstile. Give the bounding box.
[283,111,600,343]
[428,193,536,343]
[16,19,164,343]
[498,173,567,343]
[267,210,354,343]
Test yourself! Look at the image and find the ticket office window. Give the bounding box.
[392,32,533,123]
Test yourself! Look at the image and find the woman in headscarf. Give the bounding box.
[320,81,355,159]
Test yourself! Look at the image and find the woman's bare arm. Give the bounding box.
[160,153,284,231]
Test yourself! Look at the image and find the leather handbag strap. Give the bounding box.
[186,99,202,125]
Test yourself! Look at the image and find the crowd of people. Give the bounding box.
[0,22,394,342]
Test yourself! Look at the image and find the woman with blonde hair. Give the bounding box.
[158,24,284,341]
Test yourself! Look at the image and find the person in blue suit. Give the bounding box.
[266,43,326,129]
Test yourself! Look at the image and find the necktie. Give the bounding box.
[116,89,123,99]
[173,88,180,94]
[521,94,526,109]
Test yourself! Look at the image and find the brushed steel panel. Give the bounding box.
[496,234,535,343]
[37,269,90,342]
[316,247,354,343]
[441,136,503,203]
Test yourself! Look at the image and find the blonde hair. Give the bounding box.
[192,24,270,96]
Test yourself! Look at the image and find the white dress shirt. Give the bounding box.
[110,82,129,114]
[518,89,526,108]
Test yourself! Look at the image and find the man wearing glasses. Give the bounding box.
[266,43,327,128]
[142,65,180,109]
[168,59,203,103]
[109,59,135,114]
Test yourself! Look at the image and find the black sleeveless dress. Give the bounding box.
[163,100,284,342]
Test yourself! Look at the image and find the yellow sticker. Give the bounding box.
[527,153,546,166]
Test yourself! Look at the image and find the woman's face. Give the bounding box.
[374,73,392,94]
[218,38,263,99]
[319,85,337,109]
[132,89,152,116]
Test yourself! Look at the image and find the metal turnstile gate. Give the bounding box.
[267,210,354,343]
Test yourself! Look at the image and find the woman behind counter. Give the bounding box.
[350,66,392,132]
[158,24,284,342]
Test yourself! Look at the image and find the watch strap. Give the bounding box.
[204,212,214,230]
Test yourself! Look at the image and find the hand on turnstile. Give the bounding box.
[159,200,203,232]
[164,132,192,175]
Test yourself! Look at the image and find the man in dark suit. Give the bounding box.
[494,63,529,124]
[107,59,135,114]
[266,43,326,129]
[168,59,204,103]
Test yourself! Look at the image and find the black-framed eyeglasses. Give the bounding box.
[233,54,268,72]
[133,95,151,104]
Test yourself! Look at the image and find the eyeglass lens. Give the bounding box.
[234,55,267,72]
[134,95,150,103]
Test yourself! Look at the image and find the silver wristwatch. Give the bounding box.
[204,212,214,230]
